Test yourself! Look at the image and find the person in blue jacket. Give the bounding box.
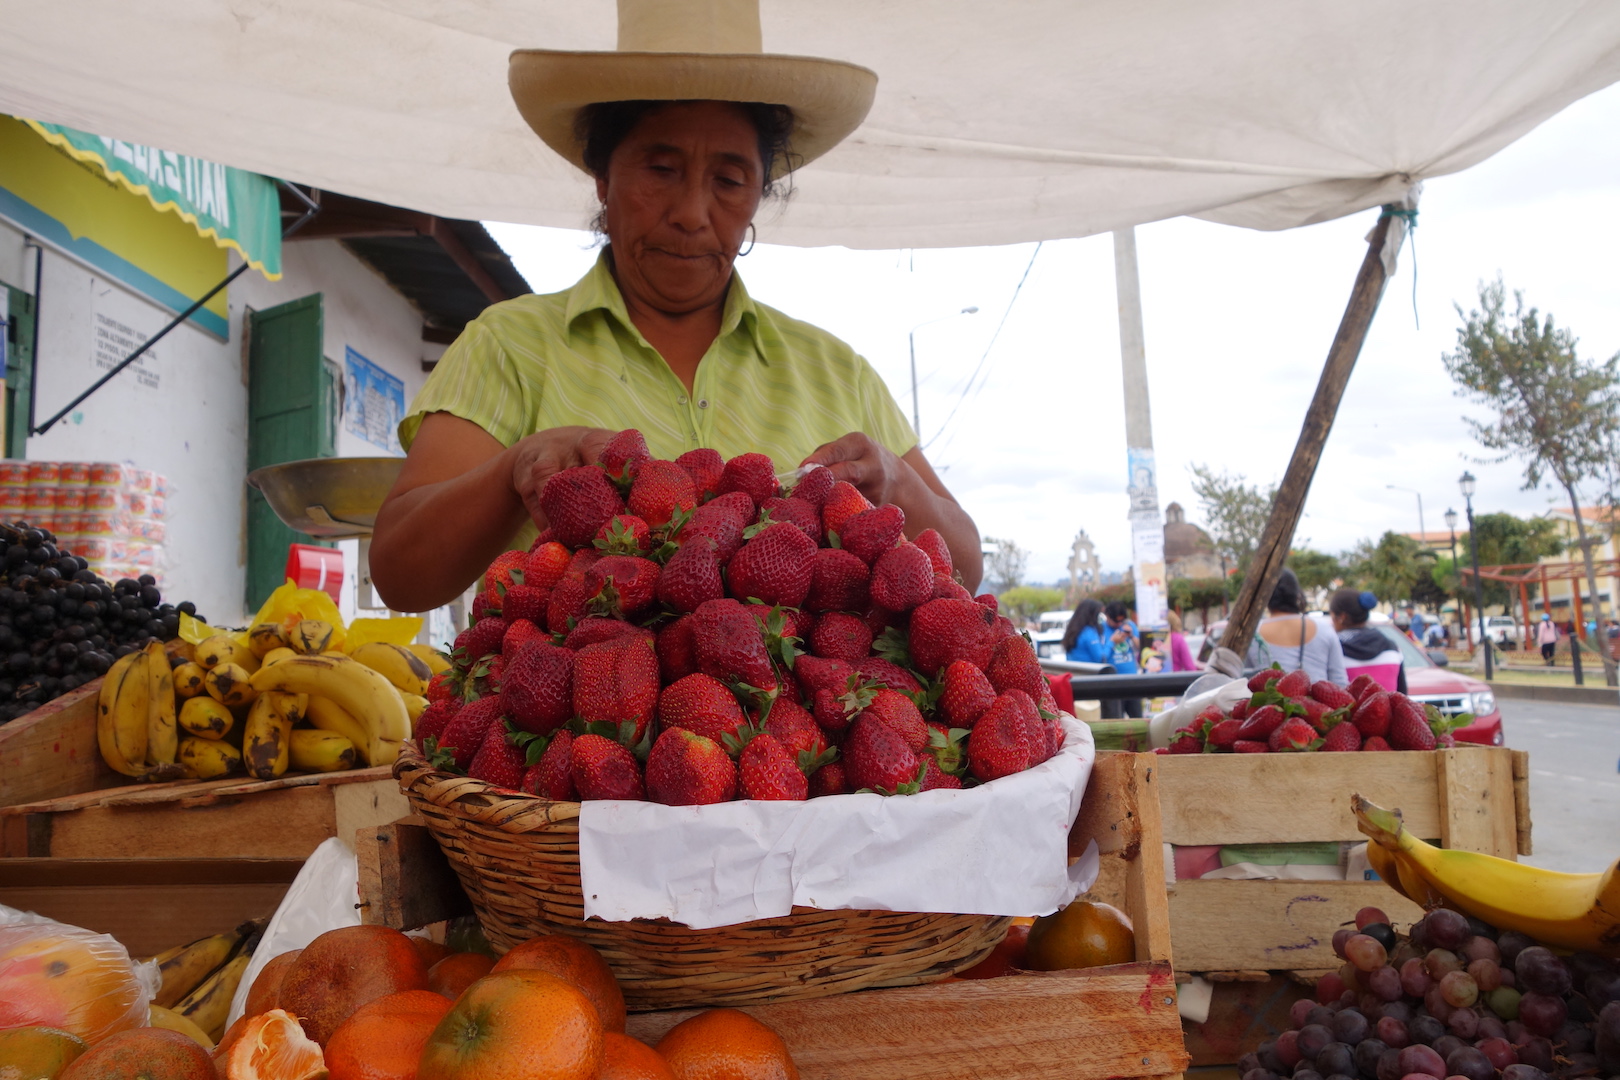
[1062,597,1107,663]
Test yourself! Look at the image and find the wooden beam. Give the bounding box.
[428,218,508,304]
[422,324,459,345]
[1220,212,1397,657]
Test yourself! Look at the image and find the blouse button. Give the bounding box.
[697,399,709,409]
[677,395,688,405]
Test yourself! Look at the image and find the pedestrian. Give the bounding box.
[1406,603,1426,644]
[1104,601,1145,719]
[1331,589,1407,692]
[1537,613,1560,666]
[1165,610,1197,673]
[1245,568,1348,683]
[1062,597,1137,721]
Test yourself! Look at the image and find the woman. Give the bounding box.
[1244,568,1346,684]
[1062,598,1107,665]
[1331,589,1406,692]
[369,1,982,611]
[1165,611,1197,673]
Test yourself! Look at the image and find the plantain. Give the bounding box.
[288,619,335,655]
[243,692,296,780]
[96,650,150,777]
[204,662,256,708]
[147,929,238,1008]
[164,637,196,666]
[195,634,258,673]
[253,654,410,767]
[172,661,208,699]
[349,642,433,696]
[289,728,357,772]
[144,640,178,767]
[248,622,289,658]
[175,952,250,1042]
[179,736,242,779]
[405,643,453,676]
[179,696,234,740]
[401,693,429,726]
[304,695,375,763]
[149,1004,215,1049]
[260,646,298,668]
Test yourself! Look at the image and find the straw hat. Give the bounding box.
[509,0,878,178]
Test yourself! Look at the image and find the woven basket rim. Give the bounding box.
[396,742,581,830]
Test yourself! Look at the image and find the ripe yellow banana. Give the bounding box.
[290,728,356,772]
[179,696,234,740]
[350,641,433,696]
[248,622,289,658]
[252,654,410,767]
[406,643,453,675]
[1354,794,1620,956]
[172,661,208,699]
[243,692,298,780]
[304,696,375,763]
[176,952,249,1042]
[401,693,428,726]
[148,929,238,1008]
[205,662,256,708]
[97,650,149,777]
[145,640,178,767]
[150,1004,215,1049]
[179,736,242,779]
[195,634,258,673]
[288,619,335,655]
[260,646,297,668]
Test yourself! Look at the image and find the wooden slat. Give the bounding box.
[1510,750,1533,856]
[1434,748,1518,858]
[624,964,1189,1080]
[1070,751,1146,858]
[356,819,472,930]
[0,857,304,887]
[1168,880,1422,972]
[0,682,119,808]
[1067,752,1173,965]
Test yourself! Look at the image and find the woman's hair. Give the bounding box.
[1329,588,1378,626]
[1267,567,1306,614]
[1062,597,1104,653]
[576,99,798,194]
[1166,610,1183,633]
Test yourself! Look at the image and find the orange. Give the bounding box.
[0,925,146,1046]
[492,934,626,1033]
[427,951,495,1000]
[1022,899,1136,971]
[243,949,303,1017]
[59,1028,214,1080]
[325,989,453,1080]
[277,926,429,1046]
[409,936,453,969]
[416,969,603,1080]
[956,923,1031,979]
[218,1009,325,1080]
[0,1025,89,1078]
[599,1032,677,1080]
[655,1009,799,1080]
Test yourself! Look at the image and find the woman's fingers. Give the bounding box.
[511,427,617,524]
[803,433,893,501]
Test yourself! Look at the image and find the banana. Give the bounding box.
[150,1004,215,1049]
[164,637,196,666]
[96,650,149,777]
[260,646,297,668]
[290,728,356,772]
[401,693,429,726]
[288,619,335,655]
[204,662,256,708]
[176,952,250,1042]
[248,622,289,658]
[406,643,453,676]
[145,640,178,766]
[172,661,208,699]
[304,696,376,763]
[1353,794,1620,956]
[179,736,242,779]
[179,696,234,740]
[252,654,410,767]
[243,692,297,780]
[350,642,433,696]
[195,634,258,673]
[148,929,238,1008]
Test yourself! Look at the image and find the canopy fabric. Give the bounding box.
[3,1,1618,249]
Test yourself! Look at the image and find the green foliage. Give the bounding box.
[1189,464,1276,570]
[1345,531,1436,606]
[1092,582,1134,607]
[981,536,1028,593]
[1288,548,1343,593]
[1167,577,1228,614]
[998,585,1065,624]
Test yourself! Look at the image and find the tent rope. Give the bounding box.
[1382,204,1419,329]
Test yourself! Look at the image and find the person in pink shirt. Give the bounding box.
[1536,613,1560,666]
[1165,610,1197,672]
[1330,588,1405,692]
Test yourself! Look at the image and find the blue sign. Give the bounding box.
[343,346,404,456]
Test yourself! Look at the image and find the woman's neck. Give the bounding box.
[610,253,729,395]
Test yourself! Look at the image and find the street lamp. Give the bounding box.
[1387,484,1427,547]
[909,307,979,438]
[1460,471,1491,680]
[1444,507,1459,642]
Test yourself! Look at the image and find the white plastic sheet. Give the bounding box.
[577,715,1097,930]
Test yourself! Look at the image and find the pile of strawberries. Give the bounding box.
[414,429,1067,805]
[1163,667,1469,755]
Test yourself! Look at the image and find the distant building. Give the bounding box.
[1164,502,1222,580]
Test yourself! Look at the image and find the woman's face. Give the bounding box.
[596,101,764,315]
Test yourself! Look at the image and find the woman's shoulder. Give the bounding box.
[748,297,862,366]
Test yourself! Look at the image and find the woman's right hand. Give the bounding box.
[508,426,617,527]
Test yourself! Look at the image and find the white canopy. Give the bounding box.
[4,1,1619,248]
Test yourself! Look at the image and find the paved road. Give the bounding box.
[1500,698,1620,872]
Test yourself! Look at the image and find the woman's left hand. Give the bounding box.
[801,432,907,506]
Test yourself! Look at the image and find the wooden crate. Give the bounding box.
[0,681,120,808]
[354,749,1188,1080]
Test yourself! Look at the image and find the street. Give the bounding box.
[1501,698,1620,873]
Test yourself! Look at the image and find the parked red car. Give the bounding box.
[1373,625,1503,746]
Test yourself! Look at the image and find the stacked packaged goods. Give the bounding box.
[0,461,171,583]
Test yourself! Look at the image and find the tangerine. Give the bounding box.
[0,925,146,1046]
[656,1009,799,1080]
[1022,900,1135,971]
[325,989,453,1080]
[427,952,495,1000]
[218,1009,325,1080]
[598,1032,677,1080]
[243,950,302,1018]
[59,1028,215,1080]
[276,926,428,1046]
[416,969,603,1080]
[956,923,1031,979]
[409,936,452,969]
[491,934,626,1033]
[0,1025,89,1078]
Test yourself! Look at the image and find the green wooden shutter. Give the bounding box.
[246,294,333,611]
[4,283,36,460]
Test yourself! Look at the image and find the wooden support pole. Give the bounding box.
[1519,583,1532,653]
[1219,213,1397,658]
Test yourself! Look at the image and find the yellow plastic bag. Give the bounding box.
[249,580,348,652]
[344,616,423,652]
[177,612,215,646]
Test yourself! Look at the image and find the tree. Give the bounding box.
[1447,512,1565,609]
[981,536,1028,593]
[1443,278,1620,684]
[1167,577,1228,628]
[1345,531,1435,606]
[1189,464,1276,570]
[1288,548,1343,597]
[998,585,1066,624]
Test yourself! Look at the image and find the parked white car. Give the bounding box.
[1031,610,1073,659]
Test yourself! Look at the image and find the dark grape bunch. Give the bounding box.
[1241,906,1620,1080]
[0,521,204,723]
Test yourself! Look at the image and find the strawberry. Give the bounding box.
[483,550,527,594]
[868,542,934,612]
[1233,739,1269,753]
[524,541,573,592]
[1321,721,1362,752]
[1387,696,1437,750]
[1276,669,1311,698]
[717,452,780,505]
[931,573,973,601]
[808,759,849,797]
[546,576,589,635]
[1348,674,1381,702]
[974,593,999,611]
[939,660,997,727]
[572,635,659,744]
[840,504,905,566]
[692,598,778,691]
[675,447,725,500]
[1268,716,1319,752]
[502,618,547,657]
[593,514,652,555]
[584,554,660,618]
[563,617,654,651]
[738,732,808,800]
[808,611,873,663]
[1309,680,1355,709]
[855,657,922,693]
[813,687,855,734]
[657,535,725,612]
[1205,717,1243,749]
[1167,733,1203,754]
[1041,717,1064,761]
[908,597,999,675]
[522,729,576,800]
[967,690,1041,782]
[805,548,871,613]
[793,655,857,699]
[627,459,697,528]
[540,465,626,547]
[1235,703,1286,740]
[759,496,823,545]
[1246,668,1282,693]
[1362,735,1393,752]
[985,634,1046,699]
[1351,691,1392,738]
[426,670,457,704]
[1229,699,1252,721]
[761,697,833,768]
[456,617,508,665]
[861,687,928,752]
[414,697,459,743]
[923,721,967,776]
[471,589,501,621]
[500,640,574,735]
[468,725,527,788]
[726,522,816,608]
[680,494,750,561]
[644,728,736,805]
[571,733,645,800]
[659,673,749,746]
[1297,697,1331,732]
[656,615,700,683]
[436,696,505,770]
[502,584,550,625]
[789,465,836,507]
[598,428,652,486]
[844,713,924,794]
[909,528,952,577]
[820,481,872,536]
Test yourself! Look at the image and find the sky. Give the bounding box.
[484,81,1620,587]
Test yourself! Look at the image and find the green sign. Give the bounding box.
[26,120,283,279]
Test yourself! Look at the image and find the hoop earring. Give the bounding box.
[738,224,756,257]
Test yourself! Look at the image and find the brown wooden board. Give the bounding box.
[356,818,472,929]
[1168,880,1423,973]
[0,681,119,808]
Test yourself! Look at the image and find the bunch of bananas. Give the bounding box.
[99,619,448,784]
[142,920,264,1048]
[1354,793,1620,956]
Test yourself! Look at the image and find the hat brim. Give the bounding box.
[509,50,877,178]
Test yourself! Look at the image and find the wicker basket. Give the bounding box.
[393,746,1012,1010]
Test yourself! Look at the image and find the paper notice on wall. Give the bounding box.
[91,284,161,390]
[343,346,404,456]
[1126,446,1167,629]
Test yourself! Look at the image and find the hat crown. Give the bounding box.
[616,0,763,54]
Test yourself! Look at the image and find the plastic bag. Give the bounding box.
[1147,674,1249,748]
[0,905,155,1045]
[344,617,422,652]
[250,581,348,652]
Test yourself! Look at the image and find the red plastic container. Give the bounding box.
[286,544,345,602]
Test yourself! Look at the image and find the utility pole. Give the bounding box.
[1114,228,1166,630]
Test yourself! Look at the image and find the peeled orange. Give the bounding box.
[219,1008,326,1080]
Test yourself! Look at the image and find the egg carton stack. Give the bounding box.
[0,461,171,583]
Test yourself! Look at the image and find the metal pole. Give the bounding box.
[1466,497,1492,680]
[1114,227,1166,630]
[1448,528,1458,643]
